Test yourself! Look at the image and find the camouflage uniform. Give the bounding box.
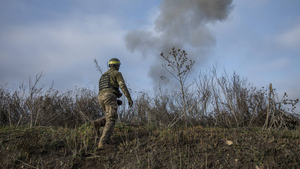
[96,66,132,148]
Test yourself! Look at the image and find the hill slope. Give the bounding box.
[0,125,299,168]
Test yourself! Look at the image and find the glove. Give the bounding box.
[117,92,123,98]
[128,99,133,107]
[117,100,123,105]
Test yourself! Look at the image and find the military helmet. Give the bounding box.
[108,58,121,66]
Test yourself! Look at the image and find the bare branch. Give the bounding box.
[94,58,103,75]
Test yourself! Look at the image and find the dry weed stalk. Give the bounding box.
[160,47,195,127]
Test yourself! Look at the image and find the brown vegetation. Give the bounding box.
[0,49,299,167]
[1,125,300,168]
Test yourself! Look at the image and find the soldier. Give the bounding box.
[94,58,133,149]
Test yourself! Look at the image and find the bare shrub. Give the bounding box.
[0,84,12,126]
[0,74,103,128]
[116,66,299,129]
[263,83,300,130]
[1,66,299,130]
[160,47,195,127]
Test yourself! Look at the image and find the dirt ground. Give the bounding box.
[0,125,299,168]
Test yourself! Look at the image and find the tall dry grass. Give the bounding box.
[0,73,103,128]
[0,70,299,129]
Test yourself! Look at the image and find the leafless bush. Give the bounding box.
[119,91,151,124]
[1,67,299,130]
[262,83,300,130]
[160,47,195,127]
[120,87,181,127]
[205,68,299,129]
[0,73,103,128]
[212,70,255,128]
[118,66,299,129]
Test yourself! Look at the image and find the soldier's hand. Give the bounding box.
[117,100,122,105]
[117,92,123,98]
[128,99,133,107]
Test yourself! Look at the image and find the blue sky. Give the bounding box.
[0,0,299,109]
[211,0,300,100]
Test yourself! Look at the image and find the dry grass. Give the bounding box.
[1,125,300,168]
[1,70,299,129]
[0,68,299,168]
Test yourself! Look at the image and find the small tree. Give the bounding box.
[160,47,195,127]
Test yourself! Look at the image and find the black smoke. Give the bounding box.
[125,0,233,83]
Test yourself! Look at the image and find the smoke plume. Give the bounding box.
[125,0,233,83]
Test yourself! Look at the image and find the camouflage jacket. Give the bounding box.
[98,67,132,101]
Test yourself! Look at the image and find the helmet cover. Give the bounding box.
[108,58,121,66]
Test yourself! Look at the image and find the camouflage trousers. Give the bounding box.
[97,92,118,146]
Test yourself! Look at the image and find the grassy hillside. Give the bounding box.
[1,68,299,168]
[1,124,299,168]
